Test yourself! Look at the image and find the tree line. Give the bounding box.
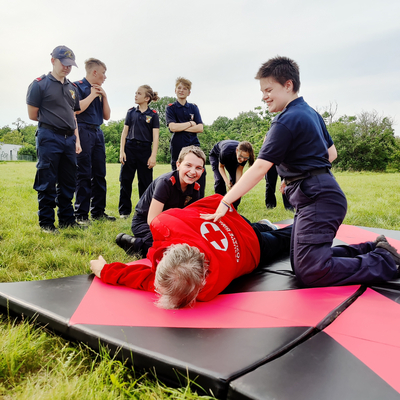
[1,98,399,172]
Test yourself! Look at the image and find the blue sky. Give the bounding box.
[2,0,399,133]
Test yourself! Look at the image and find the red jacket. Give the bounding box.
[101,194,261,301]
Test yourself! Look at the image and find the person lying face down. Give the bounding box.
[90,194,292,309]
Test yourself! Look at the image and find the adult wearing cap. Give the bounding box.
[26,45,82,234]
[74,58,115,223]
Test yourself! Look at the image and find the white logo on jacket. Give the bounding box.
[200,222,228,251]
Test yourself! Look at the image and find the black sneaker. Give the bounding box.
[59,221,88,229]
[92,213,116,221]
[374,235,388,245]
[41,225,60,234]
[76,218,91,226]
[376,242,400,265]
[116,233,137,255]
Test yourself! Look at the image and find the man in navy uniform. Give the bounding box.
[26,45,82,234]
[74,58,115,223]
[165,77,206,198]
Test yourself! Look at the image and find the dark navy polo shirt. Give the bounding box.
[125,107,160,142]
[258,97,333,178]
[165,101,203,132]
[210,140,247,169]
[135,170,200,219]
[74,77,104,126]
[26,73,80,130]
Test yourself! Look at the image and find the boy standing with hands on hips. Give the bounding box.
[202,56,400,287]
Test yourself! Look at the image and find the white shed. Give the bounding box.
[0,143,23,161]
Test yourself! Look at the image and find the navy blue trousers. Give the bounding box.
[170,132,206,198]
[209,154,241,209]
[265,165,293,210]
[252,223,292,265]
[119,140,153,216]
[75,126,107,219]
[34,128,76,227]
[285,172,397,286]
[130,214,153,257]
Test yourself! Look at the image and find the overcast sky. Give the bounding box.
[2,0,399,134]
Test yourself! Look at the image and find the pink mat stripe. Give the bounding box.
[325,288,400,392]
[69,280,359,329]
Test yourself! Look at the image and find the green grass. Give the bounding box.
[1,161,400,398]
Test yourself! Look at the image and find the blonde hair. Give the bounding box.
[177,145,206,166]
[85,58,106,73]
[140,85,160,104]
[175,77,192,91]
[154,244,208,309]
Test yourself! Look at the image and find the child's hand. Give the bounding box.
[90,255,107,278]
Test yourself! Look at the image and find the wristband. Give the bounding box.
[221,200,231,209]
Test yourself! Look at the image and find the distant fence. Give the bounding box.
[0,152,34,162]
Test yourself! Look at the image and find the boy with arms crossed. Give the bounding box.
[166,77,206,198]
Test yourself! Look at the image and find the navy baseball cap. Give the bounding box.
[51,45,77,67]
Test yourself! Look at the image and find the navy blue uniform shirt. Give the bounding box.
[165,101,203,131]
[258,97,333,178]
[125,107,160,142]
[26,73,80,130]
[135,170,200,219]
[210,140,247,169]
[74,78,104,125]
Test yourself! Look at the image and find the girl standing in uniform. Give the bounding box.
[119,85,160,218]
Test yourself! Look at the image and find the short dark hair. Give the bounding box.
[255,56,300,93]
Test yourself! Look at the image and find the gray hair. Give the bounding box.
[154,244,208,309]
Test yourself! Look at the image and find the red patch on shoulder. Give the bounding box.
[152,109,157,113]
[35,77,42,81]
[71,82,77,87]
[194,182,200,191]
[168,103,173,106]
[79,80,83,83]
[169,176,176,185]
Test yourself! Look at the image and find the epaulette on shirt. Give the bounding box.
[152,109,157,113]
[79,80,84,84]
[35,74,46,82]
[168,103,174,107]
[194,182,200,191]
[71,82,77,87]
[169,176,176,185]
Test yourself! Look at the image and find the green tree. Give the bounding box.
[2,130,24,145]
[21,124,37,146]
[157,126,172,164]
[105,143,119,163]
[328,112,396,171]
[150,96,176,127]
[0,125,12,141]
[18,143,36,160]
[102,119,124,148]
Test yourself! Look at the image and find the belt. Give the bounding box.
[285,167,330,185]
[39,123,74,137]
[127,139,151,145]
[79,123,100,130]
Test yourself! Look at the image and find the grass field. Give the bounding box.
[1,161,400,398]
